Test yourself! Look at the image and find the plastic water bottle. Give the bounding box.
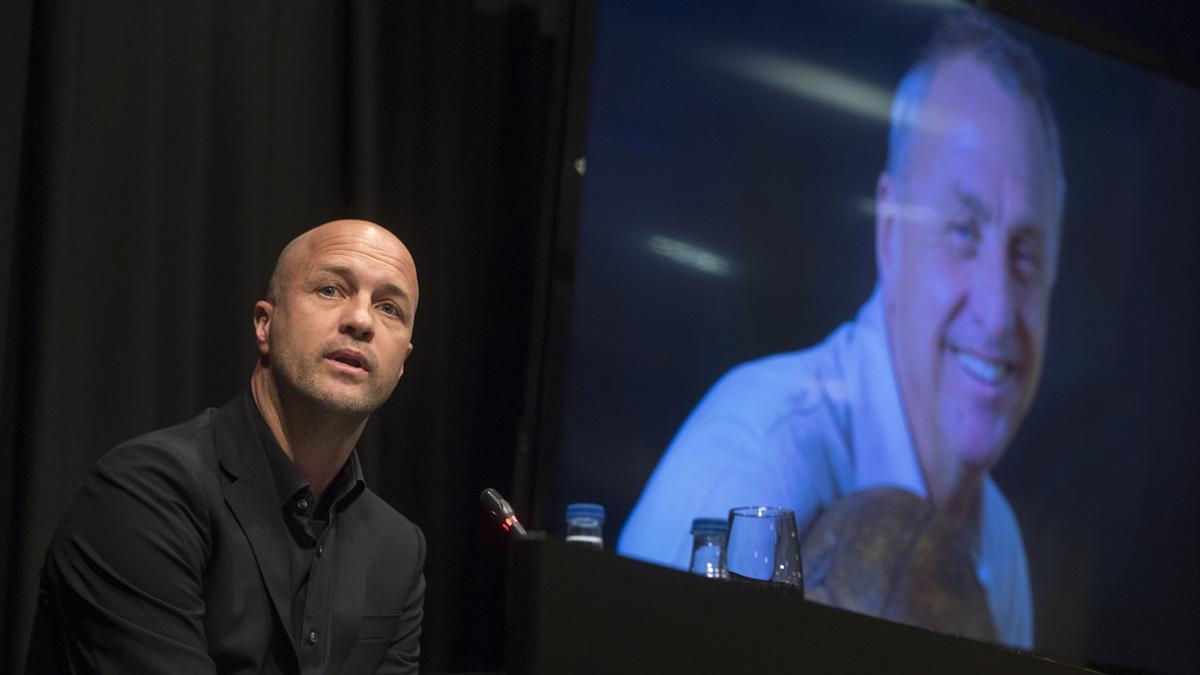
[689,517,729,579]
[565,503,605,550]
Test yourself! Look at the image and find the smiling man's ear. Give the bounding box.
[875,171,900,288]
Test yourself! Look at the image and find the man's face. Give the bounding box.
[256,221,419,417]
[877,56,1062,483]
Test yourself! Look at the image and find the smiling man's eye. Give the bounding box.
[318,285,339,297]
[1012,238,1044,283]
[1014,243,1035,264]
[945,217,981,257]
[950,219,980,241]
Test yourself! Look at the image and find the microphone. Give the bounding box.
[480,488,528,537]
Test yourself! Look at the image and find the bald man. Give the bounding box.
[28,220,426,674]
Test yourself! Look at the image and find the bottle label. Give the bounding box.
[566,535,603,549]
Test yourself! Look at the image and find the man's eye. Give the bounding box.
[379,302,400,318]
[946,218,980,256]
[318,285,339,297]
[949,219,980,242]
[1014,243,1034,264]
[1012,241,1043,281]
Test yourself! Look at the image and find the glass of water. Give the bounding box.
[723,506,803,592]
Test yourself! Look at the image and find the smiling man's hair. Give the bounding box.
[886,10,1065,205]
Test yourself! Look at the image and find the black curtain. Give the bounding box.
[0,1,559,671]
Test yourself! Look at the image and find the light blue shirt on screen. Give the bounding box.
[617,290,1033,649]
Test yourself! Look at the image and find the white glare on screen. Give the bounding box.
[647,235,732,276]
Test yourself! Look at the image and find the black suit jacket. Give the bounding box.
[27,395,425,674]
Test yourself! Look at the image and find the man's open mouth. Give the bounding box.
[950,346,1012,385]
[326,350,369,372]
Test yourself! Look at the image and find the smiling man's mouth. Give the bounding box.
[951,347,1012,385]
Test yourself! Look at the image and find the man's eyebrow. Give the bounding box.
[378,282,412,303]
[952,185,990,221]
[315,264,412,302]
[1011,222,1048,245]
[316,264,354,279]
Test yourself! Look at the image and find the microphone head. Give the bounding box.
[480,488,513,518]
[480,487,527,536]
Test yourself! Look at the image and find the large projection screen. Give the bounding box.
[546,1,1200,672]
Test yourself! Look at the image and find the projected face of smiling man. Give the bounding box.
[875,53,1063,517]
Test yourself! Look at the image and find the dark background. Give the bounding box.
[0,1,564,672]
[2,1,1199,674]
[546,1,1200,674]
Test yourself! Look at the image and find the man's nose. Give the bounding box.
[969,245,1018,341]
[339,295,375,340]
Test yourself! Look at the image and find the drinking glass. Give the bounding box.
[723,506,804,592]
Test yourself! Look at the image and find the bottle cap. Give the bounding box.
[565,503,605,523]
[690,517,728,535]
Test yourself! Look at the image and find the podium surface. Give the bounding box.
[507,537,1099,674]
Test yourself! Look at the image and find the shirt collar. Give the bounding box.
[843,287,928,499]
[243,388,366,511]
[844,294,992,562]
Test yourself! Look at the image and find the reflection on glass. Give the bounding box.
[723,506,803,592]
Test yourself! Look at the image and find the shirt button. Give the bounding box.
[316,543,326,557]
[296,497,310,512]
[308,630,319,644]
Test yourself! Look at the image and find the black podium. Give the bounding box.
[506,537,1099,674]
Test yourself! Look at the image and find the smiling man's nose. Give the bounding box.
[969,250,1018,340]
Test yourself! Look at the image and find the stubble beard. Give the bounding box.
[270,339,389,419]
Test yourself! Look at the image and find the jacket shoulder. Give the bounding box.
[88,407,224,502]
[117,407,219,457]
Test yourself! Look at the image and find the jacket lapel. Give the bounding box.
[328,503,369,674]
[212,397,297,651]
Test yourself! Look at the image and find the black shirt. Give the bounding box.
[245,390,365,674]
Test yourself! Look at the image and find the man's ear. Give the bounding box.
[253,301,273,357]
[875,171,898,287]
[398,342,414,379]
